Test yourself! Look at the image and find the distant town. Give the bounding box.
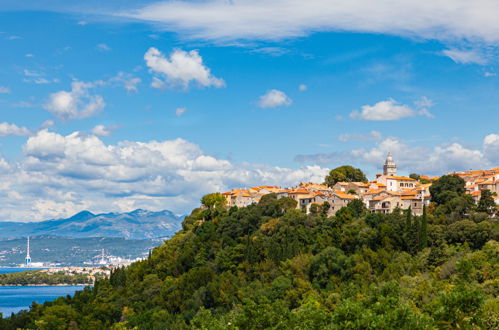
[222,152,499,216]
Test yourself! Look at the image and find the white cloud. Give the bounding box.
[121,0,499,45]
[350,98,415,121]
[414,96,435,118]
[144,47,225,89]
[338,130,382,143]
[258,89,292,108]
[296,134,496,175]
[414,96,434,108]
[484,71,496,77]
[92,124,118,137]
[442,48,487,65]
[418,108,435,118]
[41,120,55,129]
[0,129,329,221]
[0,122,31,137]
[23,69,59,84]
[77,21,87,26]
[109,72,141,93]
[96,43,111,52]
[251,47,290,56]
[483,133,499,163]
[298,84,308,91]
[0,86,10,94]
[43,81,105,120]
[175,107,187,116]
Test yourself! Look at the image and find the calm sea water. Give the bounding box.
[0,268,86,317]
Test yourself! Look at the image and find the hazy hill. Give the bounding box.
[0,209,184,240]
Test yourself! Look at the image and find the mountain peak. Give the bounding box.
[68,210,95,221]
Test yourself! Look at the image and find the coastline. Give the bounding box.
[0,283,90,287]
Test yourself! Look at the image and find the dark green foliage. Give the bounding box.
[0,270,93,286]
[477,189,496,215]
[420,206,428,249]
[1,191,497,329]
[324,165,368,187]
[429,174,466,205]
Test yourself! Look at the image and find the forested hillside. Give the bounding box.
[2,180,498,329]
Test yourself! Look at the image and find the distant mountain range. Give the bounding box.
[0,209,184,240]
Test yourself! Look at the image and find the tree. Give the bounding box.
[324,165,367,188]
[477,189,495,215]
[201,193,226,210]
[346,199,366,218]
[429,175,466,205]
[409,173,421,181]
[420,205,428,249]
[277,197,298,213]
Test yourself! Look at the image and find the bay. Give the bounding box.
[0,268,86,317]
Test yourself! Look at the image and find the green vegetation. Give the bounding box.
[0,270,93,286]
[324,165,367,187]
[1,185,497,329]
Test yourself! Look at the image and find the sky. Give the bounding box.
[0,0,498,221]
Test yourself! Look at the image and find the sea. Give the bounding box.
[0,268,86,317]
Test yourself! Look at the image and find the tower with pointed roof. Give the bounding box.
[383,152,397,176]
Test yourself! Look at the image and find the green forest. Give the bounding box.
[0,270,93,286]
[1,174,498,329]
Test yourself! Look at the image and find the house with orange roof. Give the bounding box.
[376,175,417,192]
[333,181,369,195]
[321,191,359,215]
[223,189,258,208]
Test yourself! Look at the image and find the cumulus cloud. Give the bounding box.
[0,130,329,221]
[120,0,499,46]
[0,86,10,94]
[298,84,308,91]
[175,107,187,116]
[0,122,31,137]
[43,81,105,120]
[258,89,292,108]
[91,124,118,137]
[296,134,497,175]
[144,47,225,89]
[350,98,415,121]
[483,133,499,163]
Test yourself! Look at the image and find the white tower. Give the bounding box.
[25,236,31,266]
[383,152,397,176]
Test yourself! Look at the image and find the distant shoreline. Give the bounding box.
[0,284,89,287]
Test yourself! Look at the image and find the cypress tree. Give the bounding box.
[420,205,428,249]
[405,207,412,231]
[404,207,412,252]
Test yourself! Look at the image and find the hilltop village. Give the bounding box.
[222,152,499,216]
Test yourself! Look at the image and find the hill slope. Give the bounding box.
[2,195,497,329]
[0,209,184,240]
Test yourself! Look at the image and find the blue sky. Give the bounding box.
[0,1,498,221]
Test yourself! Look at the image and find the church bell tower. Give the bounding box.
[383,152,397,176]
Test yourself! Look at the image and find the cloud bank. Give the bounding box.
[0,130,328,222]
[122,0,499,46]
[295,134,499,175]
